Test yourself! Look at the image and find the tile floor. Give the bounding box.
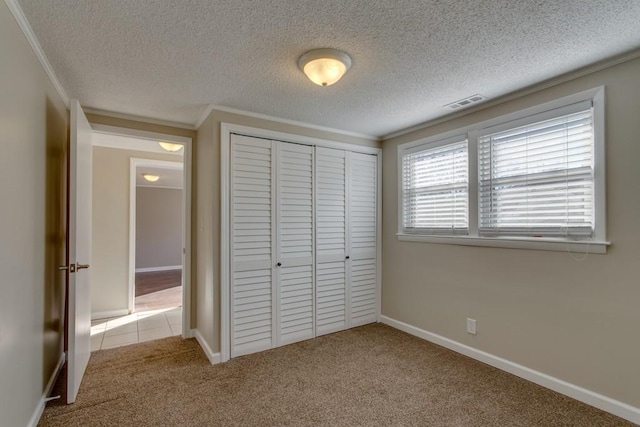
[135,285,182,312]
[91,306,182,351]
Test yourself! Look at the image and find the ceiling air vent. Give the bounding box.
[444,94,487,110]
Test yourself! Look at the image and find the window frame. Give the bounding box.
[400,135,470,236]
[397,86,608,254]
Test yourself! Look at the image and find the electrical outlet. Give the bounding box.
[467,318,477,335]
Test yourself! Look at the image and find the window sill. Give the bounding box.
[396,233,610,254]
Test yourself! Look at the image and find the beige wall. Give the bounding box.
[195,113,216,352]
[91,146,182,314]
[136,186,183,269]
[195,108,380,353]
[0,3,68,426]
[382,58,640,408]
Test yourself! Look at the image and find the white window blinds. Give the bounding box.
[478,103,594,238]
[401,139,468,235]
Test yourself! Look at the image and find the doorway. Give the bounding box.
[131,159,184,313]
[88,126,192,351]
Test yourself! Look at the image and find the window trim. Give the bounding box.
[397,86,609,254]
[399,134,469,235]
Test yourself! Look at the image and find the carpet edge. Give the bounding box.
[380,315,640,425]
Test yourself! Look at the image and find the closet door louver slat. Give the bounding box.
[231,135,275,357]
[348,152,377,327]
[230,133,378,358]
[277,142,315,346]
[315,147,347,336]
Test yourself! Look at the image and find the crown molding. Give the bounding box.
[83,107,195,130]
[86,102,378,144]
[208,104,379,141]
[382,48,640,141]
[5,0,70,107]
[194,104,215,129]
[92,130,185,155]
[7,0,637,143]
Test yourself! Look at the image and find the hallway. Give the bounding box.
[135,269,182,312]
[91,307,182,351]
[91,269,184,351]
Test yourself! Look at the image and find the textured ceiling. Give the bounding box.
[18,0,640,138]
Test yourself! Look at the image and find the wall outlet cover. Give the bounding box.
[467,318,477,335]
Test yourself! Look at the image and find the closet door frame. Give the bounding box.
[221,122,381,363]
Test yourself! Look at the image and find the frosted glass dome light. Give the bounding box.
[298,49,352,87]
[159,142,183,152]
[142,174,160,182]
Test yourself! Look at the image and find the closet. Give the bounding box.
[230,133,378,358]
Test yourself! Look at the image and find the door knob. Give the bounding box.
[345,256,350,260]
[77,264,90,270]
[59,263,76,273]
[276,262,282,267]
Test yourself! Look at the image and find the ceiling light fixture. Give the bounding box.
[142,174,160,182]
[298,48,352,87]
[158,142,183,152]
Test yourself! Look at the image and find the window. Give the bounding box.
[401,138,468,235]
[478,103,594,238]
[397,87,607,253]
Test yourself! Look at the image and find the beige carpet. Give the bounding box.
[39,324,634,426]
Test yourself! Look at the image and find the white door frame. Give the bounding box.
[92,124,193,338]
[220,122,381,362]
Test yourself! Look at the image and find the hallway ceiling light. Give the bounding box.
[298,48,352,87]
[159,142,183,152]
[143,174,160,182]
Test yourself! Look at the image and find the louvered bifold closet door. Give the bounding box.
[230,135,275,357]
[348,152,378,327]
[315,147,347,336]
[277,142,315,346]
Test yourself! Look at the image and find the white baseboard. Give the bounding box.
[193,329,221,365]
[380,315,640,425]
[135,265,182,273]
[28,351,65,427]
[91,309,130,320]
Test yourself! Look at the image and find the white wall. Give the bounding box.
[136,186,183,269]
[0,3,68,425]
[91,146,182,315]
[382,57,640,409]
